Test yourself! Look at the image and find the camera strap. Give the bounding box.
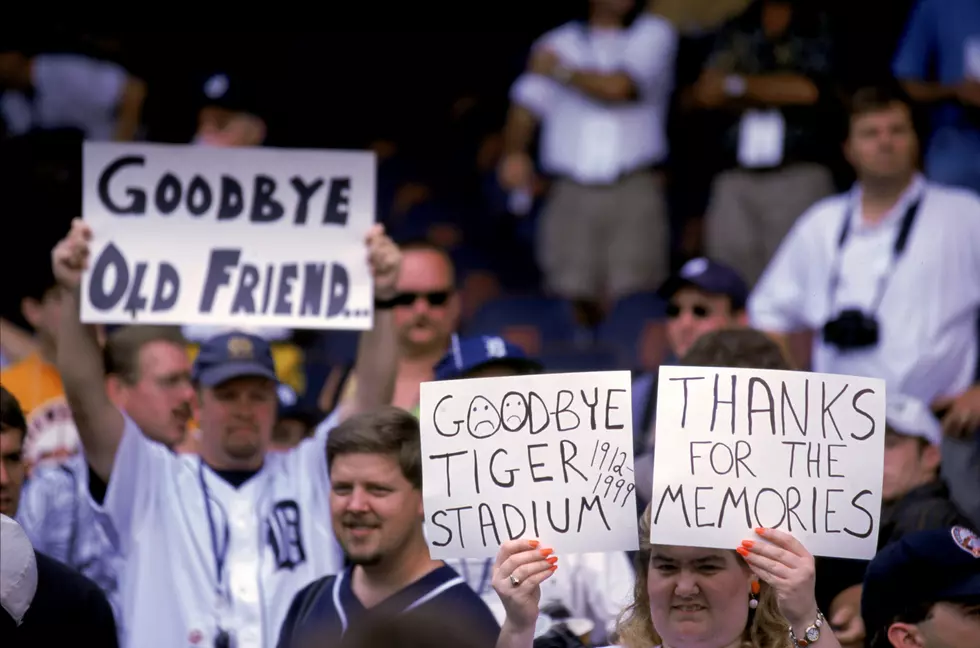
[827,192,923,315]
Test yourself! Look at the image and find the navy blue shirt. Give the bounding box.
[277,564,500,648]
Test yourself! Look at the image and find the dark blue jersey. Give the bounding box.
[277,564,500,648]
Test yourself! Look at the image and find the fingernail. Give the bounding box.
[754,527,766,535]
[736,546,749,557]
[528,540,540,549]
[546,556,558,564]
[540,548,554,557]
[741,540,755,549]
[549,565,557,572]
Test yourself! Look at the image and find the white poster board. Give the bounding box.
[420,371,640,559]
[650,366,885,560]
[80,142,375,330]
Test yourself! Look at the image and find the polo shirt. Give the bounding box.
[276,564,500,648]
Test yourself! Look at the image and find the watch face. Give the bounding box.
[805,627,820,643]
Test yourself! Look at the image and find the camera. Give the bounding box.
[822,309,879,350]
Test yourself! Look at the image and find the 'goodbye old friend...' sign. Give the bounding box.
[419,371,640,559]
[651,366,886,560]
[80,142,376,330]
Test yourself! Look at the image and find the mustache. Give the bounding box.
[173,403,193,419]
[342,514,381,527]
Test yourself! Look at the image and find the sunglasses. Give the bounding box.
[391,290,453,307]
[666,303,712,319]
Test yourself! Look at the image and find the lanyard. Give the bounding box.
[827,194,923,316]
[198,460,230,601]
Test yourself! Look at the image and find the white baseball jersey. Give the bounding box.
[92,412,344,648]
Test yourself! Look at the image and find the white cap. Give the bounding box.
[0,515,37,625]
[886,394,942,446]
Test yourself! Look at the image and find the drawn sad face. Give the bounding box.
[467,396,501,437]
[501,392,529,431]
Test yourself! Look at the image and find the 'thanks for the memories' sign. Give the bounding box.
[651,366,886,560]
[80,142,375,330]
[420,371,640,559]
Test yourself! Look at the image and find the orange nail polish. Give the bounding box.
[540,548,554,557]
[546,556,558,564]
[736,546,749,557]
[754,527,766,535]
[528,540,540,549]
[549,565,557,572]
[741,540,755,549]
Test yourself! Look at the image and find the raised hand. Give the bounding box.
[737,527,819,628]
[51,218,93,291]
[491,538,558,633]
[364,224,401,301]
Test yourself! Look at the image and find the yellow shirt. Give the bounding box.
[0,353,80,467]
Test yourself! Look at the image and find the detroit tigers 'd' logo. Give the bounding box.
[267,500,307,570]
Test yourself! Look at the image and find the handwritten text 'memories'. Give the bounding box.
[665,373,879,441]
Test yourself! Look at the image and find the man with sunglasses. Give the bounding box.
[329,241,460,419]
[630,257,749,512]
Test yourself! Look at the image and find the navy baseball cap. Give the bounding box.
[434,334,543,381]
[862,526,980,638]
[192,331,278,387]
[199,71,266,119]
[658,257,749,310]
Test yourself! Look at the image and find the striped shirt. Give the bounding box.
[276,564,499,648]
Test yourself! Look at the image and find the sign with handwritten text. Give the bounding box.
[650,366,886,560]
[80,142,375,330]
[420,371,639,559]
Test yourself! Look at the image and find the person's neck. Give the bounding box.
[590,8,623,29]
[202,450,263,473]
[399,347,446,376]
[352,540,441,608]
[663,635,743,648]
[860,173,915,224]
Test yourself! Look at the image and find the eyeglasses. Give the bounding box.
[666,303,712,319]
[391,290,453,307]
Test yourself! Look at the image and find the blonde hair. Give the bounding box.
[615,504,793,648]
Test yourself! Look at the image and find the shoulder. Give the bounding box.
[924,183,980,217]
[630,14,678,40]
[798,192,850,227]
[34,550,112,610]
[537,22,580,49]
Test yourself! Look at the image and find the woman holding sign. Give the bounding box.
[492,504,840,648]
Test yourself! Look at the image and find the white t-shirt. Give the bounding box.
[92,413,343,648]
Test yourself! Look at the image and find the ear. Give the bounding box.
[20,297,42,330]
[886,622,925,648]
[734,310,749,326]
[842,137,855,167]
[105,375,127,407]
[920,442,942,474]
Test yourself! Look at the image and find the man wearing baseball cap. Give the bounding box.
[631,257,750,510]
[820,395,973,646]
[433,334,544,382]
[862,526,980,648]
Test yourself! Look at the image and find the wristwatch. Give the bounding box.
[789,610,825,647]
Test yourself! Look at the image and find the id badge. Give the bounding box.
[737,109,786,169]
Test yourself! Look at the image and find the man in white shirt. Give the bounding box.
[748,85,980,526]
[498,0,678,324]
[49,219,402,648]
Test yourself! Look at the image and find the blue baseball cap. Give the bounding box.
[862,526,980,639]
[658,257,749,310]
[192,331,278,387]
[434,334,543,381]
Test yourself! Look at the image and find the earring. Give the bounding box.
[749,580,760,609]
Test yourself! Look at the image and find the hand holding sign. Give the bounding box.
[738,527,819,629]
[365,224,401,301]
[52,219,93,292]
[491,538,557,633]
